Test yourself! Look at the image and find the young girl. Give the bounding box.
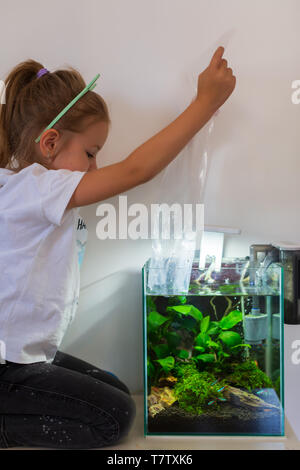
[0,47,235,449]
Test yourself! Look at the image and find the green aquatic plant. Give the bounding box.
[147,297,250,386]
[225,360,273,391]
[147,298,278,417]
[167,296,187,306]
[173,361,198,379]
[172,359,276,417]
[173,368,227,415]
[191,310,251,369]
[146,298,205,384]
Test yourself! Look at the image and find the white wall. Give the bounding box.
[1,0,300,395]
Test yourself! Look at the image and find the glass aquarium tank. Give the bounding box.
[142,257,284,437]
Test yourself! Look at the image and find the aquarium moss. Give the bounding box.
[173,368,227,415]
[173,361,198,379]
[225,360,273,391]
[171,358,275,417]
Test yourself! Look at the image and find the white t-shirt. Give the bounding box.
[0,162,88,364]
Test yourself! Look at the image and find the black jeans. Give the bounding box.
[0,350,136,449]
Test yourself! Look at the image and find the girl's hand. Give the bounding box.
[196,46,236,115]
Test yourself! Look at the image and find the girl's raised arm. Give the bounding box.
[67,46,235,209]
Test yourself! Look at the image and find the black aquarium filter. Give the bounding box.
[271,243,300,325]
[250,243,300,325]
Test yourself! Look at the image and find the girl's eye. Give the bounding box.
[86,152,94,159]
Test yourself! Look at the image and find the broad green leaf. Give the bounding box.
[155,356,175,373]
[166,305,202,323]
[219,310,243,330]
[166,305,192,314]
[231,343,251,350]
[147,311,168,332]
[196,353,215,363]
[177,349,189,359]
[206,339,220,350]
[194,346,205,353]
[200,315,210,333]
[207,321,220,335]
[152,344,169,359]
[190,306,203,322]
[218,331,242,348]
[195,332,210,348]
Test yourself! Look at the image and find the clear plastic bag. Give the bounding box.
[147,35,233,295]
[147,116,213,295]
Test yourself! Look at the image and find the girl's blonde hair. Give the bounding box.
[0,59,110,172]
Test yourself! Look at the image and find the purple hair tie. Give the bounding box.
[37,68,49,78]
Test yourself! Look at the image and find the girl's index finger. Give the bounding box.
[210,46,225,68]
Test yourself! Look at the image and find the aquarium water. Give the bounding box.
[142,258,284,437]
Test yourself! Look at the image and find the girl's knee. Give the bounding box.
[90,389,136,447]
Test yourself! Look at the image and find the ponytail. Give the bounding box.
[0,59,110,172]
